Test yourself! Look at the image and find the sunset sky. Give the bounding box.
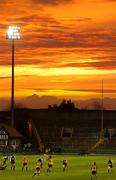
[0,0,116,103]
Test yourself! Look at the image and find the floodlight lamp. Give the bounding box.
[6,26,20,40]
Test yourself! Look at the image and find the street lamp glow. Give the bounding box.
[6,26,20,40]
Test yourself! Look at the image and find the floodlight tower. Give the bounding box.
[6,26,20,127]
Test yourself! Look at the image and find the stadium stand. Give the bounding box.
[0,109,116,154]
[30,109,116,153]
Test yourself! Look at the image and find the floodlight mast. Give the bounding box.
[6,26,20,127]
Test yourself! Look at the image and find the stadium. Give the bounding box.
[0,0,116,180]
[0,108,116,180]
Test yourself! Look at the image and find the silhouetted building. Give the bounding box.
[0,123,23,148]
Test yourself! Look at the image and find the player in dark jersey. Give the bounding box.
[62,159,68,172]
[10,155,16,170]
[108,159,113,173]
[91,162,98,180]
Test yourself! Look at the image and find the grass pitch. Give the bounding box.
[0,154,116,180]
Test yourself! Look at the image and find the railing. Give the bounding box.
[31,121,44,152]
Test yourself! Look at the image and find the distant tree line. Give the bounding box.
[48,99,78,111]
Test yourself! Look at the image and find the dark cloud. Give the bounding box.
[62,88,116,93]
[0,0,7,4]
[21,27,116,49]
[14,15,92,28]
[1,25,116,71]
[104,0,116,2]
[57,59,116,70]
[14,87,116,94]
[0,11,116,71]
[33,0,74,6]
[0,76,11,80]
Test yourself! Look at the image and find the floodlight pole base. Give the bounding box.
[11,39,14,127]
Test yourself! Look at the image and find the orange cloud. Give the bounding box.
[0,0,115,103]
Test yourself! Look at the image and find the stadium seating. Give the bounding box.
[30,110,104,153]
